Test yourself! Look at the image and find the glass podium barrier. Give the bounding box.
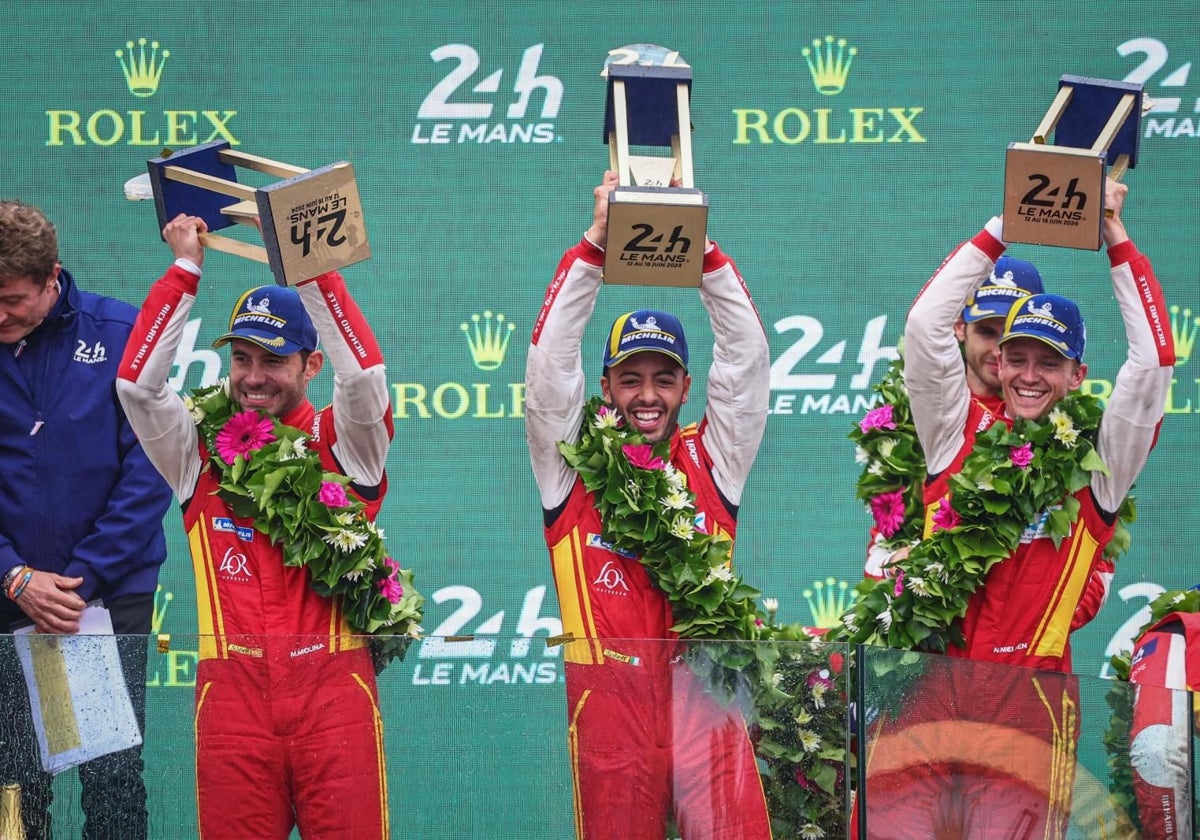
[0,634,1192,838]
[857,646,1196,839]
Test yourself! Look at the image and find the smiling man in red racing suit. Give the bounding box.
[524,172,772,839]
[863,178,1173,839]
[116,213,394,840]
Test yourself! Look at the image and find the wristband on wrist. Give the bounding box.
[2,565,26,594]
[7,568,32,601]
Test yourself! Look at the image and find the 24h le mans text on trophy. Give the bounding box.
[601,44,708,287]
[1003,75,1148,250]
[131,141,369,286]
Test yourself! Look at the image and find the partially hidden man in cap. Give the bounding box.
[116,214,394,839]
[1125,584,1200,839]
[524,171,772,838]
[860,178,1174,837]
[865,255,1048,580]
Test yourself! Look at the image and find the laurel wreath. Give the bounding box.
[558,397,848,837]
[832,356,1133,655]
[186,380,424,667]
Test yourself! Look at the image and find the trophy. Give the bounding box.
[601,45,708,287]
[1003,75,1146,250]
[135,141,369,286]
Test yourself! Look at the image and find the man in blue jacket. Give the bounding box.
[0,200,171,840]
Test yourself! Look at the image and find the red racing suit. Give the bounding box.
[525,236,771,840]
[862,217,1174,839]
[1128,609,1200,839]
[117,263,393,840]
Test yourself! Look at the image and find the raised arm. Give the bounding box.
[116,214,207,501]
[524,174,614,512]
[1091,179,1175,514]
[696,244,769,505]
[295,271,392,491]
[905,217,1005,474]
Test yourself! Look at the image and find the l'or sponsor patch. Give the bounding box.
[603,648,641,666]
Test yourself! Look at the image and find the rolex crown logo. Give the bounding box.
[1171,305,1199,365]
[804,577,851,628]
[802,35,856,96]
[461,311,516,371]
[116,38,170,97]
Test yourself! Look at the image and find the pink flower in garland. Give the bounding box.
[622,444,666,471]
[318,481,350,509]
[1010,442,1034,469]
[859,404,897,433]
[214,411,276,464]
[377,557,404,604]
[869,490,906,538]
[931,502,961,532]
[893,569,905,598]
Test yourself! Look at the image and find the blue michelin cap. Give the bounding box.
[602,310,688,371]
[962,256,1046,323]
[213,286,318,356]
[1000,293,1086,361]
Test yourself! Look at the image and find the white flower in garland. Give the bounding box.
[324,529,368,553]
[925,561,950,583]
[669,512,696,541]
[878,437,897,459]
[908,576,930,598]
[593,406,622,429]
[279,435,309,461]
[704,564,733,585]
[762,597,779,613]
[663,463,687,492]
[800,824,826,839]
[183,394,206,424]
[795,708,814,725]
[797,729,821,752]
[811,682,829,709]
[659,488,692,511]
[854,445,869,465]
[876,597,894,632]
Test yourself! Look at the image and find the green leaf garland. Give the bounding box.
[834,358,1134,654]
[187,380,424,667]
[558,397,850,838]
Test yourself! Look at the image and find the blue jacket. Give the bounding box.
[0,268,171,628]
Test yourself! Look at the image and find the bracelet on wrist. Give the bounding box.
[7,569,32,601]
[2,565,27,594]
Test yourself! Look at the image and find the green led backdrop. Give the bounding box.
[3,1,1199,835]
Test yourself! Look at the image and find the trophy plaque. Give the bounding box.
[144,141,370,286]
[1003,76,1145,250]
[601,44,708,287]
